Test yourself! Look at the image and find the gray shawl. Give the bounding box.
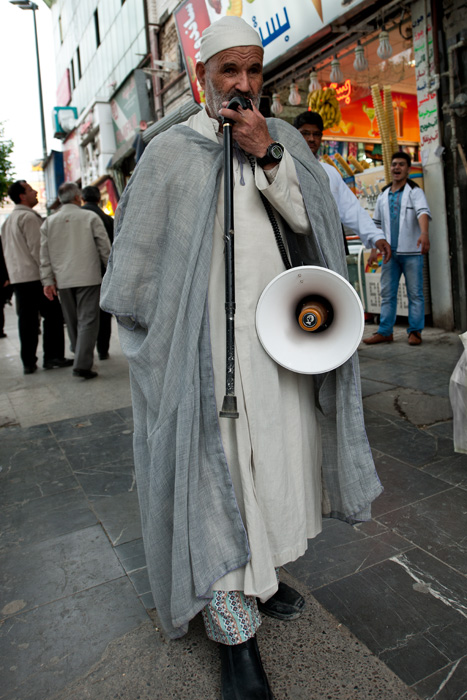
[101,117,382,639]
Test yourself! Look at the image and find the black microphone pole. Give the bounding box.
[219,108,239,419]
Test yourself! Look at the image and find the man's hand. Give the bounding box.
[43,284,58,301]
[367,248,379,266]
[375,239,392,263]
[218,101,274,163]
[417,232,430,254]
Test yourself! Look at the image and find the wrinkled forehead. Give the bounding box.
[207,45,264,71]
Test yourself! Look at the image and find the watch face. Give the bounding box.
[270,143,283,160]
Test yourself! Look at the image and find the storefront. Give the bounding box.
[107,70,156,194]
[169,0,453,329]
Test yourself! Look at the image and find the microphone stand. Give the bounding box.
[219,113,239,419]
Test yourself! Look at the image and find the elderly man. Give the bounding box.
[294,111,391,262]
[81,185,114,360]
[101,17,382,699]
[40,182,111,379]
[1,180,71,374]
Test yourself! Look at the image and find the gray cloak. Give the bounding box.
[100,117,382,639]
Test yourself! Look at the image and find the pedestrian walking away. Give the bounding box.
[0,180,72,374]
[101,16,382,700]
[82,185,114,360]
[363,151,431,347]
[40,182,111,380]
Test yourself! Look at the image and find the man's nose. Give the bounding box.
[235,71,251,93]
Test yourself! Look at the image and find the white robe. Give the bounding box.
[186,108,322,602]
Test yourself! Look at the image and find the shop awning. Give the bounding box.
[142,101,202,144]
[107,136,137,169]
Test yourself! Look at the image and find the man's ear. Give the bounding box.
[196,61,206,90]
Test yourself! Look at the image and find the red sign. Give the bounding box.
[323,90,420,144]
[174,0,211,104]
[56,69,71,107]
[327,79,352,104]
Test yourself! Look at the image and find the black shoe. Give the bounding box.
[23,364,37,375]
[220,636,274,700]
[43,358,74,370]
[73,369,98,380]
[98,353,109,360]
[0,331,7,338]
[257,582,305,621]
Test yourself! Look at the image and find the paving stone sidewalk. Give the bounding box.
[0,306,465,699]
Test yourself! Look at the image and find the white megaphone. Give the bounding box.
[256,266,364,374]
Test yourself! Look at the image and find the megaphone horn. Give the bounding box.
[256,266,364,374]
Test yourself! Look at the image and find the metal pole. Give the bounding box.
[31,4,47,164]
[219,120,239,419]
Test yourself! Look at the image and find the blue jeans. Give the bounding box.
[378,253,425,336]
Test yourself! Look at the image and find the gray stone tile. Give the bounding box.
[60,430,134,471]
[377,487,467,575]
[364,413,438,466]
[420,454,467,490]
[90,490,142,546]
[0,525,124,618]
[361,377,397,398]
[115,405,133,422]
[0,460,77,508]
[0,488,97,554]
[413,657,467,700]
[114,537,147,572]
[286,529,413,590]
[0,437,68,478]
[371,454,449,517]
[74,460,136,499]
[0,423,53,444]
[49,410,126,441]
[0,578,149,700]
[313,548,467,686]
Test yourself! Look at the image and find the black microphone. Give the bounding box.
[222,96,253,126]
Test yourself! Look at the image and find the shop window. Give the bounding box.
[70,58,75,90]
[94,9,101,48]
[77,47,82,80]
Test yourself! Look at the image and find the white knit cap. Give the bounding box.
[199,16,263,64]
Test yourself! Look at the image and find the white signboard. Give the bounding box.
[204,0,366,67]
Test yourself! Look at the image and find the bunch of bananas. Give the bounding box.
[307,87,341,130]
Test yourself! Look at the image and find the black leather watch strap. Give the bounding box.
[257,142,284,168]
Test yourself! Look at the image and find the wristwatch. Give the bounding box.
[257,142,284,168]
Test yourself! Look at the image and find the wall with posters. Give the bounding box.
[110,70,154,148]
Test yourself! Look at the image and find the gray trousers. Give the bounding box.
[59,285,100,371]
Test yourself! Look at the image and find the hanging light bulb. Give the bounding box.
[271,93,283,116]
[353,41,368,72]
[329,56,344,84]
[308,69,321,92]
[288,82,302,106]
[377,27,393,60]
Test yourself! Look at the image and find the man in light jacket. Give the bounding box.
[40,182,111,379]
[293,110,391,261]
[364,151,431,346]
[1,180,72,374]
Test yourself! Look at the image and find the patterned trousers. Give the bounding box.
[201,570,280,645]
[202,590,262,645]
